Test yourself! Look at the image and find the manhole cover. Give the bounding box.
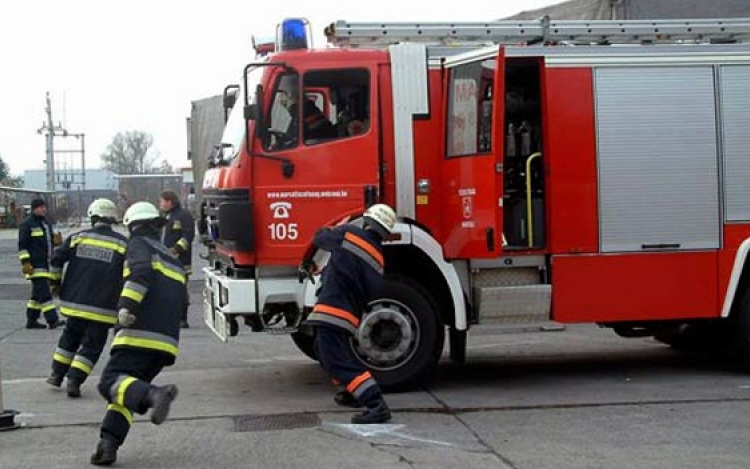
[233,413,321,432]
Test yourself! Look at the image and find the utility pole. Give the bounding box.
[37,93,87,223]
[37,92,68,192]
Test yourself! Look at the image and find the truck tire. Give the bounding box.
[291,330,318,361]
[352,277,444,391]
[654,322,727,353]
[733,286,750,369]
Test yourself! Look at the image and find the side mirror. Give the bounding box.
[223,84,240,123]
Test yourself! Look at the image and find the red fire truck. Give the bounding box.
[200,17,750,388]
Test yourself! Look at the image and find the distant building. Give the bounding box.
[23,168,117,192]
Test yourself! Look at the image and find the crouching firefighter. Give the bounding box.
[47,199,128,398]
[91,202,187,466]
[300,204,397,424]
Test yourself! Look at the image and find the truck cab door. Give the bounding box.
[441,46,505,259]
[252,66,380,265]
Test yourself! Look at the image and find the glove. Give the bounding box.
[52,232,63,246]
[21,262,33,276]
[169,246,180,256]
[50,282,60,296]
[297,259,317,284]
[118,308,137,327]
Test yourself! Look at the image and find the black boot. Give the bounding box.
[334,390,362,408]
[145,384,179,425]
[351,398,392,424]
[48,319,66,329]
[46,371,64,388]
[90,438,118,466]
[67,379,82,398]
[26,321,46,329]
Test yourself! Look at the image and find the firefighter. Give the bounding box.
[302,99,337,141]
[46,199,128,398]
[90,201,186,466]
[300,203,397,424]
[17,198,65,329]
[159,190,195,328]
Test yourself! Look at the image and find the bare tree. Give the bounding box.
[155,159,175,174]
[0,154,22,187]
[100,131,158,174]
[0,153,9,182]
[1,175,23,187]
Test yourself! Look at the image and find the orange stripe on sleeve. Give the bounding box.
[346,371,373,394]
[313,304,361,327]
[344,232,384,266]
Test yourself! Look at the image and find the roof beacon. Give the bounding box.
[278,18,311,51]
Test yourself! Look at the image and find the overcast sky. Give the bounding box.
[0,0,563,176]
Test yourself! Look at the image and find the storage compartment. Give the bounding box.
[503,58,545,249]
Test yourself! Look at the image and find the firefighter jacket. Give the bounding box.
[304,225,384,336]
[50,224,128,325]
[115,234,187,365]
[162,203,195,273]
[18,215,54,279]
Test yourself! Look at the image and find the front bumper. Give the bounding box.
[203,267,257,341]
[202,266,318,341]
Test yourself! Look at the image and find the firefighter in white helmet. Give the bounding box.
[91,201,186,466]
[46,199,128,398]
[300,203,397,424]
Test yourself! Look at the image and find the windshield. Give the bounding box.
[220,66,263,163]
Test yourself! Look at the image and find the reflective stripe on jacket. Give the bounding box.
[51,224,128,325]
[18,215,53,272]
[162,204,195,273]
[115,235,187,363]
[304,225,384,335]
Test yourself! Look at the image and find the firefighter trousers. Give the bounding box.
[51,317,110,384]
[314,325,383,405]
[181,273,191,321]
[27,278,59,324]
[97,348,171,446]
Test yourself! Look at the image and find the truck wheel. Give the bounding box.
[733,286,750,369]
[654,322,727,353]
[353,277,444,391]
[291,330,318,361]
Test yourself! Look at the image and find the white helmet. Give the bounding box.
[363,203,397,236]
[122,202,161,228]
[87,198,118,221]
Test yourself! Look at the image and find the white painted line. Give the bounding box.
[3,378,47,385]
[323,422,455,447]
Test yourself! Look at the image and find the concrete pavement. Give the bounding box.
[2,230,750,468]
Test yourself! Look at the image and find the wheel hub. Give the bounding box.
[357,300,418,370]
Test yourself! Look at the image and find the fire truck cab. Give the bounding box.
[201,17,750,389]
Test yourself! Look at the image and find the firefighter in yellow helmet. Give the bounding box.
[46,199,128,398]
[301,204,397,424]
[91,202,186,466]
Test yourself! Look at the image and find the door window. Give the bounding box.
[446,59,496,158]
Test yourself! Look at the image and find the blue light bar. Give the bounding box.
[277,18,311,51]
